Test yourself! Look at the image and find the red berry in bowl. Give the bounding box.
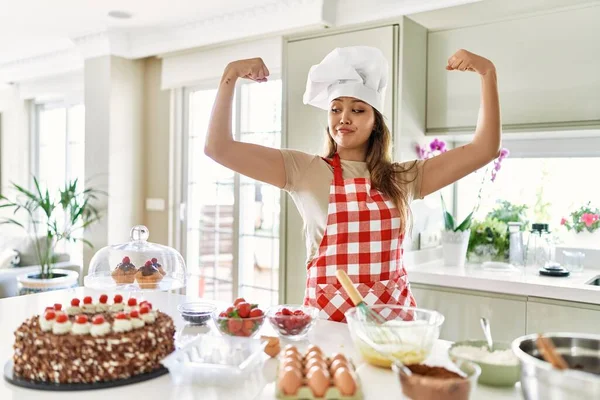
[250,308,263,317]
[233,297,246,306]
[99,294,108,304]
[127,298,137,306]
[114,294,123,304]
[92,315,105,325]
[83,296,92,304]
[56,314,68,323]
[281,308,292,316]
[76,315,88,324]
[71,298,80,307]
[236,302,251,318]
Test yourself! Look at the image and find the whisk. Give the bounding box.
[335,269,411,375]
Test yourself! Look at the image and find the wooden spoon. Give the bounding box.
[536,334,569,370]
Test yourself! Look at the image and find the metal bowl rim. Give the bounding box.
[511,332,600,382]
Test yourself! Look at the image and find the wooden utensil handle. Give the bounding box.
[335,269,364,306]
[536,335,569,370]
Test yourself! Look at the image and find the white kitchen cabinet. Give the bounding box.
[526,297,600,335]
[411,283,527,343]
[284,25,397,303]
[426,6,600,132]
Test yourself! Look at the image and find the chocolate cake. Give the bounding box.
[12,296,175,384]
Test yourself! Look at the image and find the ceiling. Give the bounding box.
[0,0,276,64]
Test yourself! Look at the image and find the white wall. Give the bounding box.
[0,86,30,227]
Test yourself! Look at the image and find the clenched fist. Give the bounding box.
[446,49,495,76]
[225,57,270,83]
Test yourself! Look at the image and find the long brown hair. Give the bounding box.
[323,109,418,232]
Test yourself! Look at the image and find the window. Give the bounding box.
[35,103,85,263]
[182,79,282,305]
[456,156,600,245]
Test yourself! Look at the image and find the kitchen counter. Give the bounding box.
[0,288,521,400]
[406,261,600,305]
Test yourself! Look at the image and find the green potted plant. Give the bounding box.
[486,200,529,231]
[0,177,105,295]
[417,139,509,267]
[467,217,510,262]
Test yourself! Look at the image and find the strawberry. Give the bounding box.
[145,260,152,267]
[76,315,88,324]
[130,310,140,318]
[99,294,108,304]
[236,302,251,318]
[241,325,252,337]
[127,298,137,306]
[225,306,235,316]
[243,319,254,330]
[151,258,158,263]
[44,311,56,320]
[227,318,242,333]
[281,308,292,316]
[56,314,68,323]
[71,298,80,307]
[83,296,93,304]
[139,306,150,314]
[233,297,246,307]
[122,256,130,264]
[293,310,305,316]
[219,312,227,318]
[92,315,105,325]
[114,294,123,304]
[115,312,127,320]
[54,303,62,311]
[249,308,263,318]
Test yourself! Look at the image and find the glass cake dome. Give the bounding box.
[84,225,187,291]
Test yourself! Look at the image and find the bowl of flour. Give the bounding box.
[449,340,521,387]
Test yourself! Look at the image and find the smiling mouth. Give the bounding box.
[337,129,354,134]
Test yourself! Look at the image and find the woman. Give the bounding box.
[205,46,501,322]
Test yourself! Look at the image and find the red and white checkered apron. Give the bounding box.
[303,153,416,322]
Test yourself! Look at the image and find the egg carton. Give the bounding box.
[275,361,364,400]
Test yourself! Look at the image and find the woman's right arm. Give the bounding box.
[204,57,286,189]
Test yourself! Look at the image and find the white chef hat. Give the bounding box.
[303,46,388,112]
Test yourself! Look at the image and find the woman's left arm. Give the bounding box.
[420,49,502,198]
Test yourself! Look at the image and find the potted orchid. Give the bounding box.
[416,139,509,266]
[559,203,599,249]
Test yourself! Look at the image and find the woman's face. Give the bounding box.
[328,97,375,154]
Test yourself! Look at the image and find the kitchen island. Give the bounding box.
[0,288,521,399]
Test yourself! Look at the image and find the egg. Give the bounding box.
[306,344,323,355]
[278,366,302,395]
[284,349,302,361]
[281,357,303,371]
[328,353,348,366]
[304,357,327,374]
[329,358,349,376]
[333,367,357,396]
[306,366,330,397]
[305,350,324,362]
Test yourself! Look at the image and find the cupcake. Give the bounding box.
[111,256,137,285]
[151,257,167,276]
[135,260,163,289]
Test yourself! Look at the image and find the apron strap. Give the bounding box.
[322,153,344,185]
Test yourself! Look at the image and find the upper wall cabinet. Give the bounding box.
[426,6,600,132]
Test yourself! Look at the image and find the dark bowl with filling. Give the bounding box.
[177,302,216,325]
[392,360,480,400]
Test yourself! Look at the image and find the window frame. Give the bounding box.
[178,75,284,303]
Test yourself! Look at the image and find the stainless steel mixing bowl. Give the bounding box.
[512,332,600,399]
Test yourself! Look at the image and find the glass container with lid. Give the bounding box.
[84,225,187,291]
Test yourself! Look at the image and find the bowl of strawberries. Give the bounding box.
[212,297,266,338]
[267,304,318,340]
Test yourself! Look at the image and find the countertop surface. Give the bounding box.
[406,260,600,305]
[0,287,521,400]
